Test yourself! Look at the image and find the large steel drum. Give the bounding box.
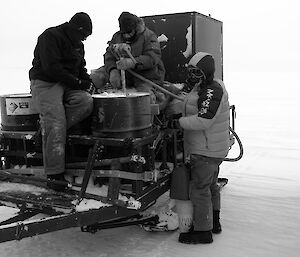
[91,92,152,138]
[0,93,39,131]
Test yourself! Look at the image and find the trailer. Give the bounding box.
[0,117,181,242]
[0,12,242,243]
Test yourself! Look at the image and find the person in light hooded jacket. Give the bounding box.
[168,52,230,244]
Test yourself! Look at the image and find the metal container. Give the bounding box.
[143,12,223,82]
[91,92,152,138]
[0,93,39,131]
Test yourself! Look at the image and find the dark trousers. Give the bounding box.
[190,154,223,231]
[30,80,93,175]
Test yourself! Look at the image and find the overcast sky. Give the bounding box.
[0,0,299,94]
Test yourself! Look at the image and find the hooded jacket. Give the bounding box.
[179,79,230,158]
[29,22,91,88]
[104,16,165,84]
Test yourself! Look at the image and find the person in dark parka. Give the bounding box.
[29,12,94,191]
[104,11,165,103]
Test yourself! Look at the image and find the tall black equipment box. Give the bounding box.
[143,12,223,83]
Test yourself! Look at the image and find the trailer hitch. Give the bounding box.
[80,214,159,233]
[15,222,28,240]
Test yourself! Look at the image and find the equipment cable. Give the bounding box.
[224,127,244,162]
[116,45,244,162]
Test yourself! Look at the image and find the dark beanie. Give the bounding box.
[69,12,92,35]
[118,12,137,33]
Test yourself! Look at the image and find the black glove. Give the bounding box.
[167,118,181,129]
[170,113,182,120]
[184,161,191,170]
[78,80,95,94]
[78,79,92,89]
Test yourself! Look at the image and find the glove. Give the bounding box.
[109,69,121,89]
[170,113,182,120]
[167,118,181,129]
[78,80,95,94]
[116,58,136,70]
[78,79,92,89]
[162,82,181,95]
[111,43,131,56]
[86,82,95,94]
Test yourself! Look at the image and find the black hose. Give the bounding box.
[126,60,243,162]
[224,127,244,162]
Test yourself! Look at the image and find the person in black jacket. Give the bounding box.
[29,12,94,191]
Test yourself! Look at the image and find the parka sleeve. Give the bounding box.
[179,85,223,130]
[78,45,92,82]
[134,30,162,70]
[104,34,119,74]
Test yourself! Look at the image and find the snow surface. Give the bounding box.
[0,71,299,256]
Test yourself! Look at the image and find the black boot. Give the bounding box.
[212,210,222,234]
[47,173,68,192]
[178,230,213,244]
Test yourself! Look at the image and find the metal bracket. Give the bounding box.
[92,169,161,182]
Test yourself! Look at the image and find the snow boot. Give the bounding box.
[212,210,222,234]
[178,230,213,244]
[47,173,68,192]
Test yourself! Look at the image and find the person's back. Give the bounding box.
[182,78,230,158]
[30,20,91,87]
